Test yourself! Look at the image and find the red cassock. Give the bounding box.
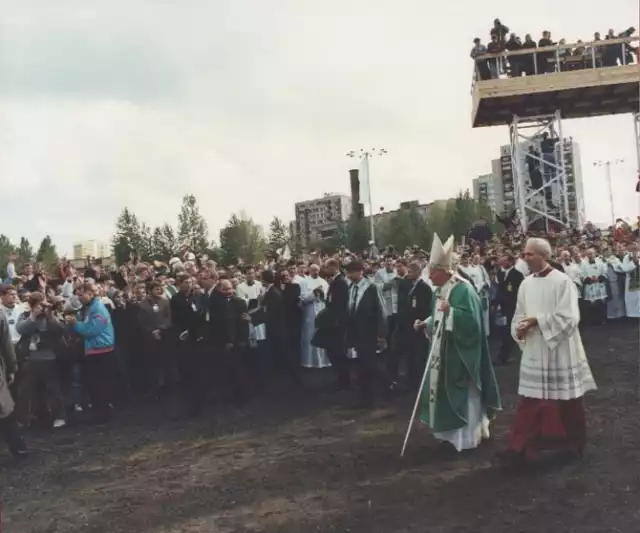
[508,397,587,459]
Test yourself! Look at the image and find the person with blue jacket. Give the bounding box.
[66,282,117,424]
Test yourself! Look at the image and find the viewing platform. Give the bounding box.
[471,36,640,127]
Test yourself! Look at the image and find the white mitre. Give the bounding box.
[429,233,455,271]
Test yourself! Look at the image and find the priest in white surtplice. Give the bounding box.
[579,248,608,325]
[300,264,331,368]
[621,244,640,318]
[499,238,596,465]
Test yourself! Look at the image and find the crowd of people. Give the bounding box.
[470,20,638,80]
[0,220,637,465]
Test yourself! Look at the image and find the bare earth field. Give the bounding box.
[2,320,639,533]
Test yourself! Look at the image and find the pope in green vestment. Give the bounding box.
[418,233,501,451]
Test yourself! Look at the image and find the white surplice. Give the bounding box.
[579,258,608,303]
[563,261,583,298]
[300,275,331,368]
[235,281,266,347]
[606,256,626,319]
[621,254,640,318]
[512,269,596,400]
[374,268,398,317]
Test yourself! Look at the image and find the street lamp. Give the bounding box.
[593,159,624,225]
[346,148,388,246]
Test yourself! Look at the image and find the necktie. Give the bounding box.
[351,284,359,314]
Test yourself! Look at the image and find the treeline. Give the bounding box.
[1,191,496,273]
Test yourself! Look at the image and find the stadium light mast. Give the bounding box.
[593,159,624,225]
[346,148,388,246]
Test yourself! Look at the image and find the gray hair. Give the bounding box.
[526,237,552,259]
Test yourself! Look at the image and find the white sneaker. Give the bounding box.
[53,419,66,429]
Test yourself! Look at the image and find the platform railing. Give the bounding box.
[470,35,639,88]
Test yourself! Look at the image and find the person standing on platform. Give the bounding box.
[415,234,501,456]
[499,238,596,466]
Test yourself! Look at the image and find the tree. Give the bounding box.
[17,237,33,267]
[346,215,370,253]
[178,194,209,256]
[0,235,16,275]
[445,190,497,243]
[36,235,58,269]
[219,213,266,266]
[152,223,179,261]
[267,217,289,258]
[112,207,143,265]
[378,206,430,253]
[138,223,154,261]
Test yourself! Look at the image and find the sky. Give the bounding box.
[0,0,638,255]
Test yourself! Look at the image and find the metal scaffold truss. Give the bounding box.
[510,110,571,232]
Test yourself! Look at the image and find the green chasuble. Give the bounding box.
[419,277,501,433]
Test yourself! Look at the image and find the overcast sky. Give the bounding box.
[0,0,638,255]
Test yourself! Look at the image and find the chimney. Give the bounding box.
[349,169,360,219]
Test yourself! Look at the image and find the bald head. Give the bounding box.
[219,278,234,298]
[309,264,320,278]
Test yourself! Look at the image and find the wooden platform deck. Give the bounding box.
[472,64,639,127]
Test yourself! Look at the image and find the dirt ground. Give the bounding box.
[2,320,639,533]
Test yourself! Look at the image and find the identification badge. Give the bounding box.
[191,303,197,312]
[507,283,512,292]
[152,304,159,313]
[412,298,417,308]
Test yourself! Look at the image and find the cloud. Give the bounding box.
[0,0,638,254]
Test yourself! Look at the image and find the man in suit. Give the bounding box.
[394,262,433,390]
[261,270,300,386]
[137,281,173,397]
[345,260,395,408]
[210,279,251,405]
[314,258,350,389]
[495,253,525,364]
[170,273,205,416]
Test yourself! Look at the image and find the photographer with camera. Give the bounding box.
[15,292,67,429]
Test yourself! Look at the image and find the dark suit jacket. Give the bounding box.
[170,291,201,339]
[496,267,524,320]
[313,273,349,351]
[395,279,432,347]
[263,285,288,342]
[209,296,249,348]
[282,283,302,341]
[138,297,172,338]
[347,282,386,354]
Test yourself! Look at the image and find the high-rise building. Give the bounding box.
[493,139,585,226]
[294,194,352,249]
[472,172,504,214]
[72,240,111,260]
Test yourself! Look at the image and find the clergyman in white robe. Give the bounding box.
[605,255,626,320]
[236,280,266,347]
[300,273,331,368]
[504,265,596,462]
[621,253,640,318]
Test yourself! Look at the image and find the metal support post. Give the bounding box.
[508,111,572,231]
